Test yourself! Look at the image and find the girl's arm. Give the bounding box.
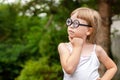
[58,38,83,74]
[96,45,117,80]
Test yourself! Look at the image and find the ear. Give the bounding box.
[86,28,93,36]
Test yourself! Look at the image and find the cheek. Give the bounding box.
[75,28,87,37]
[74,30,82,37]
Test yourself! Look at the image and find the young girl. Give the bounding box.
[58,7,117,80]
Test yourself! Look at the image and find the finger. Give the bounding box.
[68,36,72,42]
[96,78,101,80]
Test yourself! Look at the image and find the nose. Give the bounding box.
[68,24,74,29]
[68,26,75,31]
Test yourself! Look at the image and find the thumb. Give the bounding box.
[68,36,73,42]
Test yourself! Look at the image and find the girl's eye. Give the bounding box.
[73,20,79,28]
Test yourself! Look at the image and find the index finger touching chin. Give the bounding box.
[68,36,73,42]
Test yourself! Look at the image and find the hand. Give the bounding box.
[97,78,101,80]
[68,36,83,48]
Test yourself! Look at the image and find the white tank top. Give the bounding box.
[63,44,100,80]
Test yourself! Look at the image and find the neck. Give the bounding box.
[83,40,91,47]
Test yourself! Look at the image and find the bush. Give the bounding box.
[15,57,62,80]
[15,18,68,80]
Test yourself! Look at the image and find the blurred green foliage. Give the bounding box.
[0,1,68,80]
[15,57,62,80]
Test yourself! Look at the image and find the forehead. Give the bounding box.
[70,12,88,24]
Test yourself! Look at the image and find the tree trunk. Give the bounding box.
[97,0,113,77]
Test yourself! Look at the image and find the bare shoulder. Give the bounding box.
[58,42,70,47]
[58,43,65,51]
[58,43,65,48]
[95,45,108,57]
[58,42,68,49]
[96,45,104,53]
[58,42,69,54]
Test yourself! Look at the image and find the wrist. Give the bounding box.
[72,45,82,48]
[73,46,82,49]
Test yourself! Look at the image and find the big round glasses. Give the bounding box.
[66,18,92,28]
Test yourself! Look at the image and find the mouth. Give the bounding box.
[68,30,74,35]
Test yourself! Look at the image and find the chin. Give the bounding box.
[68,35,74,38]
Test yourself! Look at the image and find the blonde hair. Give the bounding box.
[71,7,102,44]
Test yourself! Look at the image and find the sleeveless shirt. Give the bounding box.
[63,44,100,80]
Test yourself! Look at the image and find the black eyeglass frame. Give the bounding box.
[66,18,92,28]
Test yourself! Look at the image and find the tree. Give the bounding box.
[97,0,120,77]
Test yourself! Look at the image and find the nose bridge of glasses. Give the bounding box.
[69,22,76,28]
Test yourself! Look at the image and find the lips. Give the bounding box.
[68,30,74,35]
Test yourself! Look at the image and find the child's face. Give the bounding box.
[67,12,92,39]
